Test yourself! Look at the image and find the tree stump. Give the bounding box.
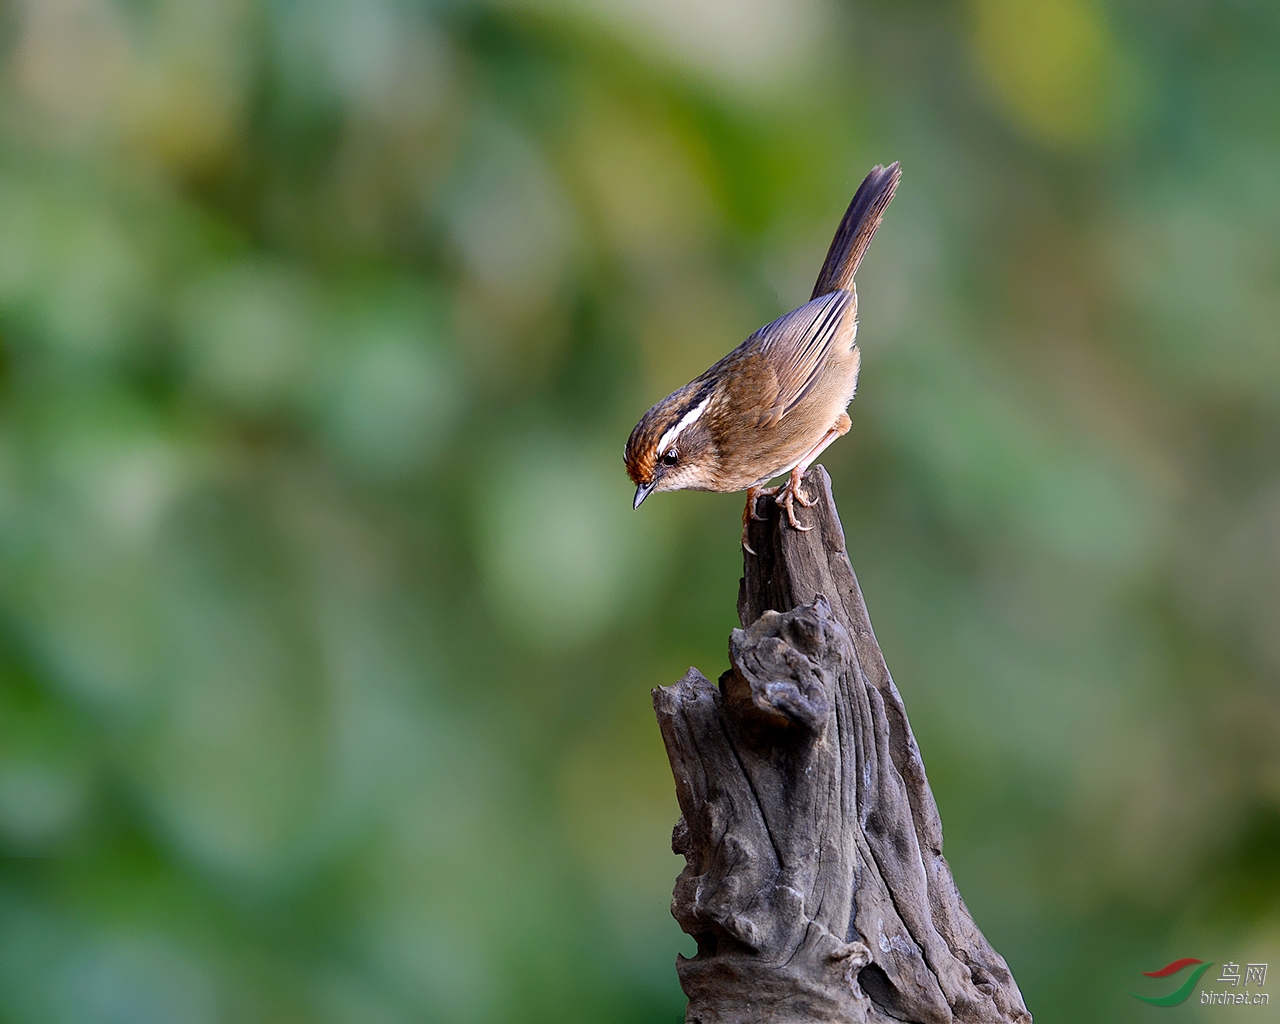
[652,467,1031,1024]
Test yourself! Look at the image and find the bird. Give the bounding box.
[624,161,901,550]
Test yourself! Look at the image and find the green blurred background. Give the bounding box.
[0,0,1277,1020]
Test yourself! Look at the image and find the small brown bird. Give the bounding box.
[625,162,901,548]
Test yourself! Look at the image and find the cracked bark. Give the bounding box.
[653,467,1032,1024]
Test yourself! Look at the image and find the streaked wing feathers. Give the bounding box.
[754,290,855,426]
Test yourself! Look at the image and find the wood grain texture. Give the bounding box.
[653,467,1031,1024]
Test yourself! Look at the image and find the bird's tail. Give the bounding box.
[811,162,901,299]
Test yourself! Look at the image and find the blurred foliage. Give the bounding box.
[0,0,1277,1021]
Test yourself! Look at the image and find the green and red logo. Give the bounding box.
[1128,958,1214,1006]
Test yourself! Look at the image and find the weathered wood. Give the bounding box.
[653,466,1031,1024]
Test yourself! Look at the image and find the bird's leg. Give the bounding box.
[747,483,776,519]
[796,412,851,476]
[775,466,815,531]
[742,487,762,554]
[775,413,852,530]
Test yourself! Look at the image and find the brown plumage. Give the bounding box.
[624,162,901,547]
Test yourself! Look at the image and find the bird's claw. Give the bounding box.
[752,484,780,519]
[742,492,760,553]
[744,473,815,545]
[781,497,814,531]
[775,472,815,531]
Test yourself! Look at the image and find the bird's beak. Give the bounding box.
[633,481,655,510]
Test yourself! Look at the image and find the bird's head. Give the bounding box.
[624,382,719,508]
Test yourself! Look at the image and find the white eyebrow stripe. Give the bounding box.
[658,394,711,455]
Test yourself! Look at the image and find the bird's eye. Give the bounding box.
[661,449,679,466]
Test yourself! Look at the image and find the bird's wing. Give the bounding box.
[753,289,855,426]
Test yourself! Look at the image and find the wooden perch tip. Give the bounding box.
[652,466,1031,1024]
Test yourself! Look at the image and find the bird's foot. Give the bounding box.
[778,491,813,531]
[747,484,779,521]
[742,484,783,552]
[741,493,758,554]
[775,469,815,531]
